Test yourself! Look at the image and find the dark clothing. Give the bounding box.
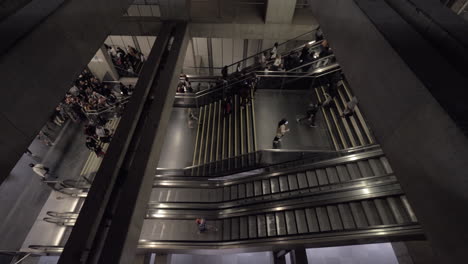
[222,67,228,79]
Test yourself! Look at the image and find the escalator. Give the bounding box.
[39,147,423,253]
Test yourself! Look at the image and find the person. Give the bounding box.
[196,218,206,232]
[236,63,242,73]
[272,55,282,71]
[188,109,199,128]
[221,66,228,80]
[315,27,324,41]
[297,103,320,127]
[271,42,279,59]
[322,92,335,108]
[85,137,106,157]
[319,40,332,58]
[300,44,310,63]
[259,52,267,69]
[273,119,290,144]
[96,126,112,143]
[29,163,54,180]
[342,96,358,118]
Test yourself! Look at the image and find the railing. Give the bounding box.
[155,144,381,178]
[173,55,339,108]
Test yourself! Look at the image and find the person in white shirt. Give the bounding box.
[270,42,279,59]
[272,55,282,70]
[29,163,52,180]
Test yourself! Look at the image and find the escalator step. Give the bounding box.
[369,158,386,176]
[362,200,383,226]
[257,215,267,238]
[223,219,231,240]
[296,172,308,189]
[262,179,271,195]
[316,207,332,232]
[231,217,240,240]
[248,216,257,238]
[338,204,357,229]
[270,178,280,193]
[316,169,330,186]
[246,182,254,197]
[223,187,230,201]
[266,213,277,237]
[357,160,373,177]
[240,217,248,239]
[349,202,370,228]
[387,196,411,224]
[275,212,287,236]
[326,167,340,184]
[288,175,299,190]
[285,211,298,235]
[380,157,394,174]
[295,209,309,234]
[279,176,289,192]
[230,185,238,200]
[375,198,397,225]
[305,208,320,232]
[238,184,246,199]
[336,165,351,182]
[306,170,319,187]
[327,205,344,231]
[346,163,362,179]
[254,181,262,196]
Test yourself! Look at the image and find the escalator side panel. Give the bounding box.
[336,165,351,182]
[254,181,262,196]
[266,213,277,237]
[223,219,231,240]
[288,175,299,191]
[325,167,340,184]
[246,182,254,197]
[238,183,246,199]
[296,172,309,189]
[231,217,240,240]
[279,176,289,192]
[374,198,397,225]
[346,163,362,179]
[231,185,238,200]
[357,160,373,177]
[240,216,248,239]
[316,169,329,186]
[262,179,271,195]
[361,200,383,226]
[270,178,280,193]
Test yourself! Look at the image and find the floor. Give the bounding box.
[255,89,333,151]
[0,120,89,255]
[158,108,198,169]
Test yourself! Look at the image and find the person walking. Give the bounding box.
[271,42,279,59]
[273,119,290,145]
[297,103,320,127]
[196,218,207,232]
[29,163,55,180]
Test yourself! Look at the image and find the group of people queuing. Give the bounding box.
[105,44,145,76]
[44,69,133,157]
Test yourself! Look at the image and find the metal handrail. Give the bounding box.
[224,30,316,69]
[175,55,337,102]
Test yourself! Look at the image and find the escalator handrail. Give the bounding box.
[176,38,325,99]
[175,55,336,101]
[224,30,316,70]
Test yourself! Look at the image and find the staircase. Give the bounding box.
[192,90,257,174]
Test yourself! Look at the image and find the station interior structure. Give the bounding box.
[1,0,468,263]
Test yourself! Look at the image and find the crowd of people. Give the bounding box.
[42,69,133,158]
[105,44,145,76]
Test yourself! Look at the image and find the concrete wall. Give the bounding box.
[308,0,468,263]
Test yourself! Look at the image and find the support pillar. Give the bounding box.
[96,22,189,264]
[58,23,181,264]
[290,248,308,264]
[309,1,468,263]
[88,45,120,81]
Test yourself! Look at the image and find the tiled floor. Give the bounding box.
[305,243,399,264]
